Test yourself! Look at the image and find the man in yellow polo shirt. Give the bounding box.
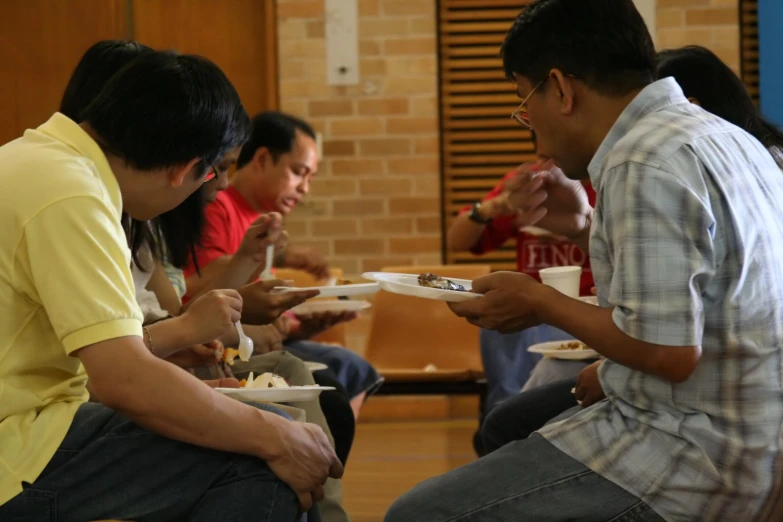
[0,50,342,520]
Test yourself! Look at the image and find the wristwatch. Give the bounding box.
[468,202,492,225]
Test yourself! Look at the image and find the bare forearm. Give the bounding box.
[86,343,283,460]
[537,288,700,382]
[569,208,594,253]
[145,316,201,358]
[447,213,487,252]
[186,256,257,301]
[207,255,260,292]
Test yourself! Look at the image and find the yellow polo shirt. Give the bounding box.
[0,114,143,506]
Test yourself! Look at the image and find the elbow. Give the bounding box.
[87,373,145,414]
[654,345,702,383]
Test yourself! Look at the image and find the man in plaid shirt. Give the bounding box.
[385,0,783,521]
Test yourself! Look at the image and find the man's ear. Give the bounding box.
[550,69,575,116]
[253,147,271,172]
[168,158,202,188]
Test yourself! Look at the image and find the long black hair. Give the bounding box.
[657,45,783,151]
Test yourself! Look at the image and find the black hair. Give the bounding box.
[236,111,316,169]
[62,42,250,272]
[501,0,656,96]
[152,188,206,270]
[60,40,154,121]
[657,45,783,152]
[61,40,157,270]
[83,50,249,175]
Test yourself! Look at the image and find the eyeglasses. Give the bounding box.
[204,162,219,183]
[510,77,548,129]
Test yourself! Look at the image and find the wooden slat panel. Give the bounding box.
[440,34,506,45]
[442,8,522,21]
[438,0,530,269]
[740,0,759,105]
[441,21,515,33]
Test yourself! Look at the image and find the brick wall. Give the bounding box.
[278,0,441,277]
[277,0,742,278]
[657,0,740,73]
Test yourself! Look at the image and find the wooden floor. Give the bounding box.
[342,420,477,522]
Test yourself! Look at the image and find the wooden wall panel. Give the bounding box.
[0,0,127,144]
[132,0,279,114]
[438,0,530,270]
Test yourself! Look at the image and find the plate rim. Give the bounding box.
[272,282,380,294]
[527,340,600,359]
[361,272,481,302]
[290,300,372,314]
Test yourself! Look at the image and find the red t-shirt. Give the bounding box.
[184,185,260,278]
[461,171,596,296]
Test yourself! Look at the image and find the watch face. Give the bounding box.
[470,202,489,224]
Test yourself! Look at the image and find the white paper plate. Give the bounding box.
[271,283,380,298]
[579,296,599,306]
[215,385,335,403]
[305,362,329,372]
[362,272,481,303]
[290,300,372,316]
[528,341,600,360]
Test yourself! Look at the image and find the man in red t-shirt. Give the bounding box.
[448,164,596,418]
[184,112,382,415]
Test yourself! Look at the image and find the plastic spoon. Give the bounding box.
[261,245,274,281]
[235,321,254,362]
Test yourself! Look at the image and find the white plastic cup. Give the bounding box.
[539,266,582,298]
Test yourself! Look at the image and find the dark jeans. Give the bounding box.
[385,433,665,522]
[480,325,574,413]
[482,378,578,454]
[285,340,383,400]
[312,371,355,466]
[0,402,301,522]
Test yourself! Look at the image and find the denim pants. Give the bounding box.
[285,340,383,399]
[482,378,578,454]
[384,433,665,522]
[480,324,574,412]
[0,402,305,522]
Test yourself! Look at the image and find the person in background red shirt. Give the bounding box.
[448,162,597,438]
[184,112,382,418]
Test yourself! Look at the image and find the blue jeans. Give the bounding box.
[480,324,574,413]
[385,433,665,522]
[0,402,306,522]
[285,340,383,400]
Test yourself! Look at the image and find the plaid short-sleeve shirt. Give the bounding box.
[538,78,783,522]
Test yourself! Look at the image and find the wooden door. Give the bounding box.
[132,0,278,115]
[0,0,128,144]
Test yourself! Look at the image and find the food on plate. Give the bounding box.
[417,273,466,292]
[558,341,590,351]
[335,279,353,285]
[240,372,291,389]
[222,348,240,365]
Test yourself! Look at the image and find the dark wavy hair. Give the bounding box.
[657,45,783,151]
